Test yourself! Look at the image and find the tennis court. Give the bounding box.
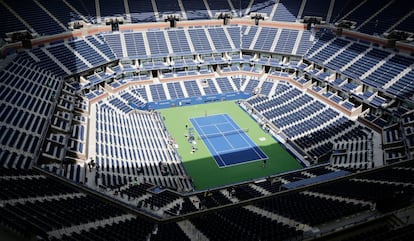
[161,101,302,190]
[190,114,268,167]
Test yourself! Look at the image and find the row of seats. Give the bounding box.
[94,103,192,192]
[57,217,189,241]
[42,164,85,184]
[342,223,414,241]
[1,160,413,240]
[256,192,369,226]
[110,77,242,104]
[2,0,412,37]
[330,138,373,169]
[304,31,414,99]
[1,194,127,237]
[0,175,79,201]
[0,58,63,169]
[246,81,373,161]
[41,83,82,162]
[190,206,303,241]
[311,179,414,203]
[24,36,115,77]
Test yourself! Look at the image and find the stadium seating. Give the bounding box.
[0,0,413,39]
[7,26,316,79]
[256,192,369,226]
[254,27,279,52]
[182,0,209,20]
[246,81,373,162]
[0,4,27,38]
[1,1,414,240]
[1,158,414,240]
[94,102,192,192]
[124,32,148,58]
[0,57,63,169]
[147,31,170,57]
[274,29,299,54]
[190,206,303,241]
[129,0,155,22]
[99,0,126,18]
[272,0,301,22]
[304,30,414,99]
[3,0,65,36]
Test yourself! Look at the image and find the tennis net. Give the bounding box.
[197,128,249,140]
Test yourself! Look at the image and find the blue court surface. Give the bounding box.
[190,114,268,167]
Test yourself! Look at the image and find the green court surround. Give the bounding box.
[160,101,302,190]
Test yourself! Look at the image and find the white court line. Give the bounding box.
[192,114,268,167]
[191,118,227,167]
[223,114,267,159]
[213,123,236,149]
[198,114,247,153]
[192,113,228,128]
